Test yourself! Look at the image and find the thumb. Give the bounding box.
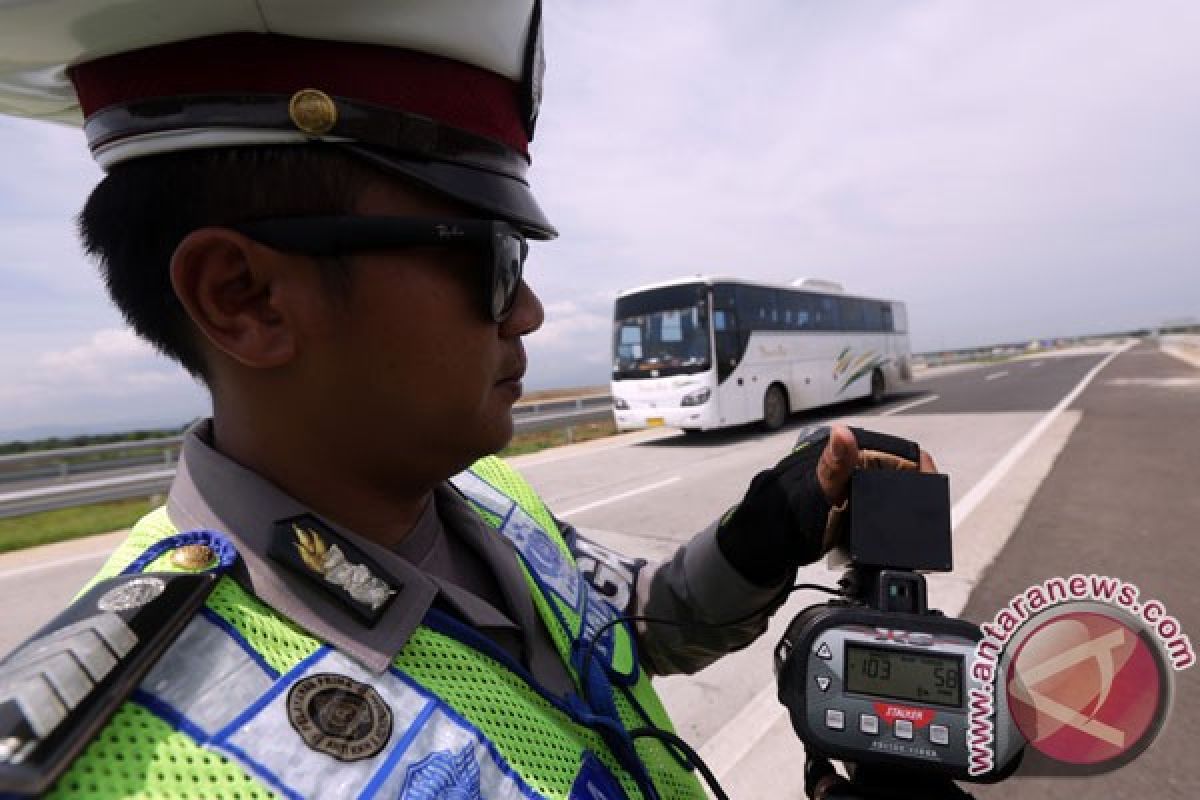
[817,425,858,506]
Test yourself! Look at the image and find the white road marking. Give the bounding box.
[1106,378,1200,388]
[951,342,1131,530]
[1030,361,1043,368]
[984,370,1009,381]
[556,476,682,518]
[879,394,940,416]
[699,342,1134,781]
[0,549,111,581]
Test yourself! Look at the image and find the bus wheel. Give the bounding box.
[762,384,789,431]
[870,369,886,404]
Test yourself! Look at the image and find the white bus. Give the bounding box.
[610,276,912,432]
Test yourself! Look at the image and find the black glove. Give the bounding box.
[715,425,922,587]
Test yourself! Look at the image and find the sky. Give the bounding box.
[1,0,1198,438]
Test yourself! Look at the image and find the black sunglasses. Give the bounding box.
[231,216,529,322]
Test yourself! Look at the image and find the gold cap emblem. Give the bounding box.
[170,544,216,571]
[289,89,338,135]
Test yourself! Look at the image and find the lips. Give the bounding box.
[497,356,527,386]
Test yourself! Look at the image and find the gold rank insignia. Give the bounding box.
[288,88,338,135]
[270,514,399,626]
[170,544,216,571]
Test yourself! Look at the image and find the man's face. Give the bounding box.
[294,177,544,481]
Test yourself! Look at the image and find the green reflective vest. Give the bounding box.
[47,456,706,800]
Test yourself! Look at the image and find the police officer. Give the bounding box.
[0,2,935,797]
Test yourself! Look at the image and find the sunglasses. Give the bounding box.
[231,216,529,322]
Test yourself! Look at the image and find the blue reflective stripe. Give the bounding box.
[457,470,583,617]
[213,645,330,744]
[132,688,211,745]
[386,663,543,800]
[451,470,511,518]
[456,468,631,677]
[138,681,306,800]
[220,739,306,800]
[499,499,518,530]
[356,700,437,800]
[200,607,280,680]
[571,753,631,800]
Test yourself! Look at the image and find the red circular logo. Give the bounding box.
[1006,610,1164,768]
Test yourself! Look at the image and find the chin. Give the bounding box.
[483,416,516,455]
[453,416,515,471]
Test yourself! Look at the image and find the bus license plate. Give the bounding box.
[646,417,665,427]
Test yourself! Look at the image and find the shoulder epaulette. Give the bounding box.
[0,571,218,796]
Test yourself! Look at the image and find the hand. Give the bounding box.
[715,425,937,587]
[816,425,938,508]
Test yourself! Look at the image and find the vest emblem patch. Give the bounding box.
[400,744,483,799]
[286,672,393,762]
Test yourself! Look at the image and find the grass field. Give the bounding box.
[0,495,159,554]
[499,418,617,457]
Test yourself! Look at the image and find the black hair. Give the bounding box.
[77,145,379,379]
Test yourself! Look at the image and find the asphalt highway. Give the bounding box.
[967,344,1200,800]
[0,341,1194,798]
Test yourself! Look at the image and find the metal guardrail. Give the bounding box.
[0,436,182,487]
[512,393,612,416]
[0,470,177,519]
[0,435,184,466]
[0,398,615,518]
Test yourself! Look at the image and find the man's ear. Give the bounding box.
[170,228,299,369]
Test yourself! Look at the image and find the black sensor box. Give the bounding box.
[846,470,952,571]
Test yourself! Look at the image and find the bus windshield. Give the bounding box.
[613,284,711,379]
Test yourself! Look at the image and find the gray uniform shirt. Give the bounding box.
[165,421,788,693]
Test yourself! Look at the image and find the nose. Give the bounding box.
[501,280,543,337]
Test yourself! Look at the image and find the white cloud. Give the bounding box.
[524,296,614,388]
[2,1,1200,432]
[40,328,156,376]
[0,328,207,434]
[530,0,1200,352]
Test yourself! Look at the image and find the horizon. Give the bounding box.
[0,323,1176,445]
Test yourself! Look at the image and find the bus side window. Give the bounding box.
[789,294,813,330]
[815,296,840,330]
[736,285,775,328]
[863,301,883,332]
[714,312,741,382]
[881,303,894,332]
[841,298,865,331]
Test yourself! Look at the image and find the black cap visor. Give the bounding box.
[85,93,558,241]
[344,144,557,241]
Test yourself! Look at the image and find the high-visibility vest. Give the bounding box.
[47,456,707,800]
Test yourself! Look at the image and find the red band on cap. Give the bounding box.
[70,33,527,155]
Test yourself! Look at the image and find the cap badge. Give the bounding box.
[269,514,399,625]
[288,89,338,135]
[287,673,393,762]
